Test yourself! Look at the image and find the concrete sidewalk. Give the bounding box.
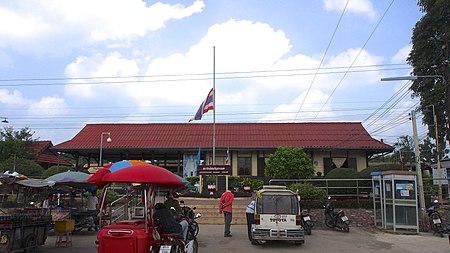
[39,225,449,253]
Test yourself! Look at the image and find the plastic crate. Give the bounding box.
[54,219,75,233]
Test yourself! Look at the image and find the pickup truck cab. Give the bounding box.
[251,185,305,245]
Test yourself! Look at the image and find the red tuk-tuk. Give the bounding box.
[92,164,190,253]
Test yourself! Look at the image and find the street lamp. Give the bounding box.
[381,75,432,228]
[380,75,444,82]
[99,132,111,167]
[381,75,445,204]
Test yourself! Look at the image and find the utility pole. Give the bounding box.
[431,105,442,203]
[411,110,427,229]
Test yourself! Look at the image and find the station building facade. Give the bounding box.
[52,122,393,177]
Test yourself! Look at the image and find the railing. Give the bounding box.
[269,178,373,203]
[106,195,130,224]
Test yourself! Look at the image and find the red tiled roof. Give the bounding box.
[53,122,391,151]
[28,141,72,166]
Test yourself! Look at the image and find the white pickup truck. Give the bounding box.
[251,185,305,245]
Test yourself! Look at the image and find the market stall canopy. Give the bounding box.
[46,171,94,189]
[94,164,185,189]
[15,178,55,188]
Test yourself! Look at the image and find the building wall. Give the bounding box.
[194,149,369,177]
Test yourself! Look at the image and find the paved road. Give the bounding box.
[39,225,449,253]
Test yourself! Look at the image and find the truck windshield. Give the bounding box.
[257,195,299,215]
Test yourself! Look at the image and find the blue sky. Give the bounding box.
[0,0,429,146]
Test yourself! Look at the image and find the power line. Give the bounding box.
[312,0,396,120]
[294,0,350,120]
[0,65,410,87]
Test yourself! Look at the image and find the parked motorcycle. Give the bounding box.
[72,210,97,232]
[300,209,313,235]
[426,200,445,237]
[323,196,350,232]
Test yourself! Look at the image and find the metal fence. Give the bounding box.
[269,177,450,205]
[268,178,373,203]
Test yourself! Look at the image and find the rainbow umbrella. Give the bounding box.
[109,160,148,172]
[87,160,148,183]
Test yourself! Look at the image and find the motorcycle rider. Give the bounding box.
[154,203,189,240]
[164,191,182,217]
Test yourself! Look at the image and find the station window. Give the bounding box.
[238,157,251,175]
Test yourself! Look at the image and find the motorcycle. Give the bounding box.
[323,196,350,232]
[179,200,201,239]
[426,200,445,237]
[300,209,313,235]
[72,210,97,231]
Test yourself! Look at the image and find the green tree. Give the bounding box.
[420,136,435,163]
[0,157,44,177]
[0,126,36,160]
[41,165,74,179]
[265,147,315,179]
[407,0,450,146]
[396,135,415,169]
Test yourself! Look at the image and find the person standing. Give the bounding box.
[219,186,235,237]
[245,199,255,241]
[87,191,99,231]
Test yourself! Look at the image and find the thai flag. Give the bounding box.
[225,148,229,165]
[189,88,214,122]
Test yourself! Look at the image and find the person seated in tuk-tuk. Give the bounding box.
[154,203,188,240]
[164,191,182,217]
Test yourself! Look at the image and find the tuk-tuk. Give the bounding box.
[251,185,305,245]
[91,164,188,253]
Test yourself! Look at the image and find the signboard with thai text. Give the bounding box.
[197,165,231,175]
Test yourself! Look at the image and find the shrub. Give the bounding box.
[185,176,200,185]
[358,164,402,179]
[41,165,74,179]
[324,168,359,195]
[251,179,264,190]
[289,183,327,199]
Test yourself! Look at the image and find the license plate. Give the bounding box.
[341,216,348,221]
[159,245,172,253]
[433,219,441,224]
[303,216,311,221]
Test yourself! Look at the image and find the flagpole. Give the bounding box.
[212,46,216,165]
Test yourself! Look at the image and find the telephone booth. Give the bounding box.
[371,171,418,233]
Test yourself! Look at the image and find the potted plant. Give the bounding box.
[241,178,252,192]
[207,176,216,192]
[228,176,240,192]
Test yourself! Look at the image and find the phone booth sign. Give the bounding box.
[371,171,418,233]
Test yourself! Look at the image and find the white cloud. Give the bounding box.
[0,0,205,55]
[0,89,29,106]
[28,96,66,116]
[62,19,385,124]
[64,53,139,98]
[391,45,412,64]
[323,0,376,20]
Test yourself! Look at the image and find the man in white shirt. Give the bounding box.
[87,191,99,231]
[246,199,255,241]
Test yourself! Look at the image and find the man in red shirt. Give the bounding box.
[219,186,235,237]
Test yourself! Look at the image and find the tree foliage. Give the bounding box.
[0,157,44,178]
[265,147,315,179]
[41,165,74,179]
[0,126,36,160]
[407,0,450,148]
